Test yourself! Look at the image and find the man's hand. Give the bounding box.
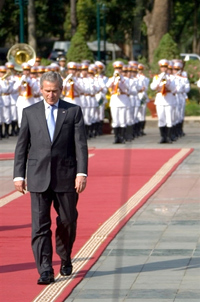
[14,180,26,194]
[75,176,87,193]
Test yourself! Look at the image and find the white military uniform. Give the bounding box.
[150,59,176,143]
[151,72,176,127]
[63,74,82,106]
[79,74,91,126]
[107,61,130,143]
[137,66,150,135]
[95,61,108,135]
[16,74,35,128]
[0,80,4,138]
[87,67,100,137]
[107,73,130,128]
[130,74,142,136]
[0,73,13,138]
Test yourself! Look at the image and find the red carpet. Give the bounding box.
[0,148,193,302]
[0,153,14,160]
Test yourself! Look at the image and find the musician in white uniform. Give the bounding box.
[137,63,150,135]
[150,59,176,143]
[62,62,82,107]
[95,61,108,135]
[106,61,130,143]
[0,66,13,138]
[16,63,35,128]
[5,62,19,136]
[79,62,91,135]
[128,62,142,138]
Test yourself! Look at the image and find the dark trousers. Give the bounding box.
[30,187,78,274]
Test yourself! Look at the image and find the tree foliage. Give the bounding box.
[0,0,67,45]
[0,0,199,61]
[66,31,94,63]
[153,33,179,65]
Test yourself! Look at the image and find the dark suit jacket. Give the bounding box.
[13,99,88,192]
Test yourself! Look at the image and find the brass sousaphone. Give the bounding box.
[6,43,36,71]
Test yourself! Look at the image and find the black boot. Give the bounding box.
[134,122,139,137]
[180,120,185,136]
[0,124,2,140]
[99,121,103,135]
[140,121,146,135]
[166,127,172,143]
[138,121,143,136]
[4,123,10,138]
[174,124,179,139]
[113,127,120,144]
[88,125,93,138]
[94,122,100,136]
[171,126,177,141]
[10,121,18,136]
[159,126,167,143]
[120,127,126,144]
[125,125,133,142]
[177,122,182,137]
[132,124,136,139]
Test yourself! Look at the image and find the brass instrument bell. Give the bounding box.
[7,43,36,72]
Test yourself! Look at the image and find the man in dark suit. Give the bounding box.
[13,71,88,285]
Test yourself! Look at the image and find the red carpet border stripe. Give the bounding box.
[0,153,14,160]
[0,191,28,207]
[32,148,192,302]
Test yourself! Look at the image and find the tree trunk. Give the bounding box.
[193,0,200,53]
[28,0,37,52]
[143,0,170,63]
[70,0,77,36]
[0,0,5,12]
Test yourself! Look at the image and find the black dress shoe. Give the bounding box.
[37,271,55,285]
[60,261,73,276]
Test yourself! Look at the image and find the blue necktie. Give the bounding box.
[47,105,55,141]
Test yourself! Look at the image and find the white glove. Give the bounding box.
[66,73,73,81]
[21,75,31,85]
[113,70,120,77]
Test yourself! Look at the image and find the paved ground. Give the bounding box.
[0,118,200,302]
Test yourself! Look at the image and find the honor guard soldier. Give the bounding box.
[180,65,190,136]
[37,65,45,76]
[128,61,142,138]
[44,66,52,73]
[58,56,67,79]
[137,63,150,135]
[150,59,176,143]
[16,63,35,128]
[172,61,190,138]
[5,62,19,136]
[63,62,82,107]
[106,61,130,144]
[36,66,45,102]
[50,62,60,73]
[94,61,108,135]
[87,64,100,137]
[0,65,13,138]
[167,61,178,141]
[121,64,133,141]
[79,62,91,137]
[34,56,41,67]
[30,66,42,104]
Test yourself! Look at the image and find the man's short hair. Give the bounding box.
[40,71,63,89]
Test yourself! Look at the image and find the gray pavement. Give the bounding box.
[0,118,200,301]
